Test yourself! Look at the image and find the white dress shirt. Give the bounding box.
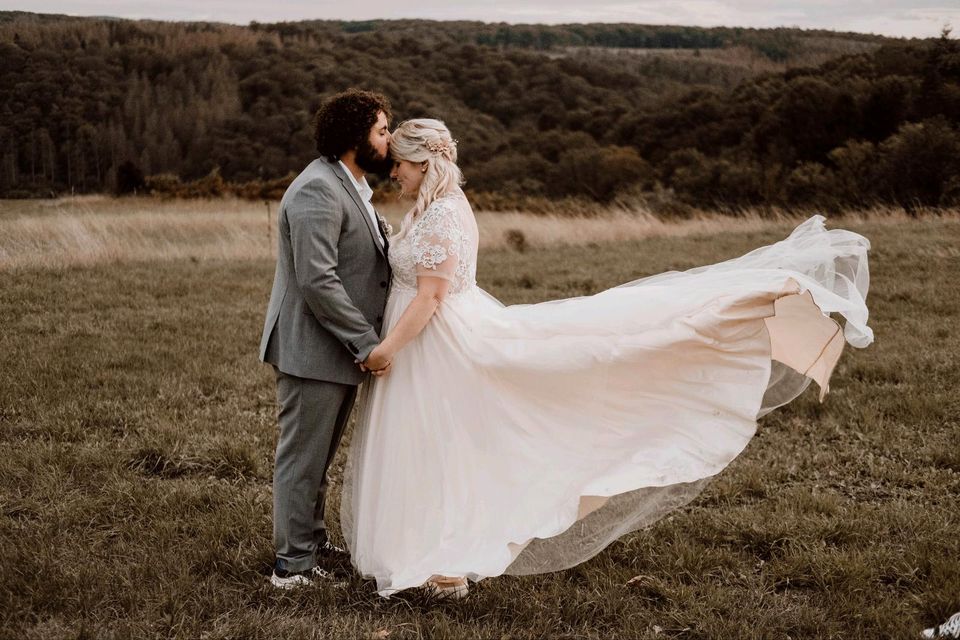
[338,160,385,247]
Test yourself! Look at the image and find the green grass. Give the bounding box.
[1,217,958,639]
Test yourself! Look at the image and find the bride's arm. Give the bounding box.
[365,276,450,369]
[364,199,462,373]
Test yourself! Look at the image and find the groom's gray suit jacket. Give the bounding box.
[260,157,390,385]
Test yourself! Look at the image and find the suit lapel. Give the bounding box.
[331,161,386,257]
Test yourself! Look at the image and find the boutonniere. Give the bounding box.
[376,212,394,237]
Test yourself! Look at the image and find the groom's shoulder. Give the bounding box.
[283,158,340,203]
[295,157,339,189]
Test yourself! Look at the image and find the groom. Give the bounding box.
[259,89,393,589]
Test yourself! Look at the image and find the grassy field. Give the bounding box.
[1,201,958,639]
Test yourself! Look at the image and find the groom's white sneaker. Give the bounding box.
[923,611,960,638]
[270,565,333,590]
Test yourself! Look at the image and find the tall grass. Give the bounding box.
[2,196,957,270]
[0,197,276,268]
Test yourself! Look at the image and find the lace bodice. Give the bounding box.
[388,193,479,295]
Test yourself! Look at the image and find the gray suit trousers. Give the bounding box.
[273,367,357,572]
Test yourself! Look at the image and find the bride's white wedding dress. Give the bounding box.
[341,190,872,597]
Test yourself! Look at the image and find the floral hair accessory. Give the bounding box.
[426,139,457,155]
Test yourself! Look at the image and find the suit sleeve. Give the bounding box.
[287,179,381,362]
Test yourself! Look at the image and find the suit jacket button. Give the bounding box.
[376,315,383,323]
[380,281,387,288]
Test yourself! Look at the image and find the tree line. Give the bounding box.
[0,12,956,211]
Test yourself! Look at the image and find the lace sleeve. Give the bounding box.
[410,198,463,282]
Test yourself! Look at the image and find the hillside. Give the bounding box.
[1,12,957,210]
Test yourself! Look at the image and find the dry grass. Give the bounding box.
[0,197,276,268]
[2,196,957,271]
[475,206,960,252]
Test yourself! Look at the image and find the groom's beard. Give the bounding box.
[355,138,393,177]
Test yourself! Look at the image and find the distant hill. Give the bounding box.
[0,12,957,211]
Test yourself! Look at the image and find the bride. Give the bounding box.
[341,118,873,599]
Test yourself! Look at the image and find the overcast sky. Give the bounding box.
[2,1,957,39]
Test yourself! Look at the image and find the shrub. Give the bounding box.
[877,117,960,208]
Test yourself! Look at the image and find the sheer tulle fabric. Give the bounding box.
[341,201,872,596]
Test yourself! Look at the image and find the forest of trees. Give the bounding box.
[1,11,958,211]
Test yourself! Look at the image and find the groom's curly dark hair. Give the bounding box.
[314,89,392,162]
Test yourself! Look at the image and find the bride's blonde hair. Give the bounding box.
[390,118,463,219]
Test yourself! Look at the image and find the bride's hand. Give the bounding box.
[362,346,392,375]
[369,361,392,377]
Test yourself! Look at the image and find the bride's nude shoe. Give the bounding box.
[423,575,469,600]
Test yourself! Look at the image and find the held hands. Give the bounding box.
[359,345,393,377]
